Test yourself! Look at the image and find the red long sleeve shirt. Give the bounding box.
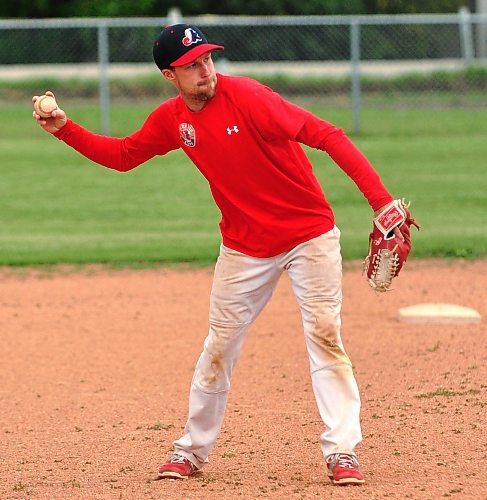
[54,73,392,257]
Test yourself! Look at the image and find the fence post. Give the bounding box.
[459,7,474,65]
[350,18,361,135]
[98,22,110,135]
[477,0,487,58]
[167,7,183,24]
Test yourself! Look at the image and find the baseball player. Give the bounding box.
[33,24,398,486]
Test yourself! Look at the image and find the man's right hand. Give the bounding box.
[32,90,67,134]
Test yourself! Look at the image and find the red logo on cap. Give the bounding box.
[182,28,202,47]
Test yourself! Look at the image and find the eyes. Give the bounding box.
[186,55,212,70]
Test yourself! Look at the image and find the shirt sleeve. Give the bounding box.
[53,106,180,172]
[245,82,313,142]
[296,113,393,211]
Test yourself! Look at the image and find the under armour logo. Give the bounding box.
[227,125,239,135]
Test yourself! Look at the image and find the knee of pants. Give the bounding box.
[193,321,246,393]
[193,349,235,393]
[305,307,351,371]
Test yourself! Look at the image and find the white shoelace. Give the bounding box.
[169,454,189,464]
[328,453,359,469]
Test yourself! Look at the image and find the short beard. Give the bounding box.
[195,92,211,101]
[192,78,216,101]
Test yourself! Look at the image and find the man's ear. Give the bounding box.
[162,69,175,83]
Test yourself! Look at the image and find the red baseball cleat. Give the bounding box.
[158,454,198,479]
[326,453,365,485]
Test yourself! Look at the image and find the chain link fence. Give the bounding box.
[1,12,486,133]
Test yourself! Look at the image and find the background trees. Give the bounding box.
[0,0,475,19]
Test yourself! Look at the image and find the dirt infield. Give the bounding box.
[1,259,485,499]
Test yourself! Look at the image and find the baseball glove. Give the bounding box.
[363,199,420,292]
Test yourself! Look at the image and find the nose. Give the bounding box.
[200,61,211,77]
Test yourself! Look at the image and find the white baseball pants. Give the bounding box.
[173,227,362,469]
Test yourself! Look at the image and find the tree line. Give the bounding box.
[0,0,474,19]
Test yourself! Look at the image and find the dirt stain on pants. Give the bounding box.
[306,307,351,370]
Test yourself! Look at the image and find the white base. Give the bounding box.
[398,303,481,324]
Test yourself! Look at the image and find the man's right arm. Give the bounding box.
[33,92,179,172]
[53,119,165,172]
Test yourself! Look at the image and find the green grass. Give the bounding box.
[415,388,481,399]
[0,99,486,266]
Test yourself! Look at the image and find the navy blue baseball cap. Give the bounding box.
[153,24,224,70]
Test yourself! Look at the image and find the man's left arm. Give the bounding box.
[297,114,422,290]
[247,85,393,213]
[296,114,393,212]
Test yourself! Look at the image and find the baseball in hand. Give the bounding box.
[34,95,58,118]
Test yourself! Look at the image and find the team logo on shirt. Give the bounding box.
[179,123,196,147]
[182,28,202,47]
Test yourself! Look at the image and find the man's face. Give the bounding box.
[164,51,217,105]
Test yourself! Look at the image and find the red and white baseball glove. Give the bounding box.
[363,199,420,292]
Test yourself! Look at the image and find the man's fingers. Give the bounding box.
[394,227,405,241]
